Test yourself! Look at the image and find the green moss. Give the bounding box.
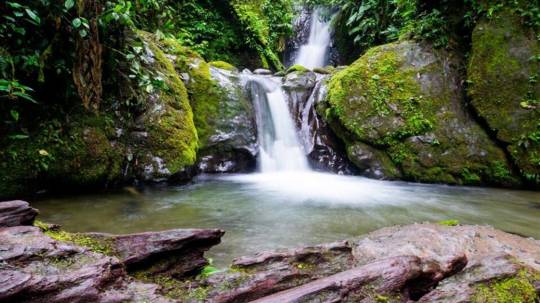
[437,219,460,226]
[36,221,114,255]
[467,9,540,186]
[230,0,292,70]
[286,64,309,74]
[324,40,518,186]
[473,270,539,303]
[138,33,199,174]
[209,61,237,71]
[0,113,126,198]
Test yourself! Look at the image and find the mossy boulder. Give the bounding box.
[130,32,199,181]
[0,114,126,198]
[325,40,519,186]
[149,35,257,173]
[467,10,540,186]
[286,64,310,74]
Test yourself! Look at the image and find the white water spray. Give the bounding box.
[295,9,332,69]
[244,74,310,172]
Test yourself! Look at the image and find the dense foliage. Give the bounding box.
[330,0,540,62]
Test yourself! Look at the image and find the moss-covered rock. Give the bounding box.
[209,61,238,72]
[0,114,126,198]
[131,32,199,180]
[467,10,540,186]
[286,64,310,74]
[325,40,519,186]
[150,35,257,173]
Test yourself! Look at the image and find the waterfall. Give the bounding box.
[243,74,310,172]
[294,9,332,69]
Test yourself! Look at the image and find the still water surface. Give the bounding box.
[33,172,540,267]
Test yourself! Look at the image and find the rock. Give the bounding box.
[251,255,466,303]
[346,142,400,179]
[253,69,273,75]
[129,32,198,182]
[324,40,520,186]
[468,9,540,187]
[0,225,173,303]
[85,228,224,278]
[283,72,354,174]
[166,40,257,174]
[201,241,355,303]
[352,224,540,302]
[0,200,38,227]
[194,224,540,303]
[194,67,258,173]
[285,64,310,74]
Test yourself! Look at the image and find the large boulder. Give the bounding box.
[155,37,258,173]
[324,40,520,186]
[468,9,540,187]
[127,32,199,182]
[0,32,201,198]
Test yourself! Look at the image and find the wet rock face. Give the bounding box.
[324,40,520,186]
[284,7,342,68]
[284,7,312,68]
[0,200,38,227]
[196,67,258,174]
[283,71,355,174]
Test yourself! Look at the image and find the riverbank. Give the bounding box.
[2,200,539,302]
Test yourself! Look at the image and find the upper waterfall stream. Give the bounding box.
[294,9,332,69]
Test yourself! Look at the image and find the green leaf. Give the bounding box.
[8,134,29,140]
[25,8,40,24]
[72,18,82,28]
[64,0,75,10]
[12,91,38,103]
[10,110,19,121]
[79,29,88,38]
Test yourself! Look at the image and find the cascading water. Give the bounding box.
[241,7,335,173]
[244,74,309,172]
[294,9,332,69]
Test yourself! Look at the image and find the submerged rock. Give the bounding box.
[324,40,520,186]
